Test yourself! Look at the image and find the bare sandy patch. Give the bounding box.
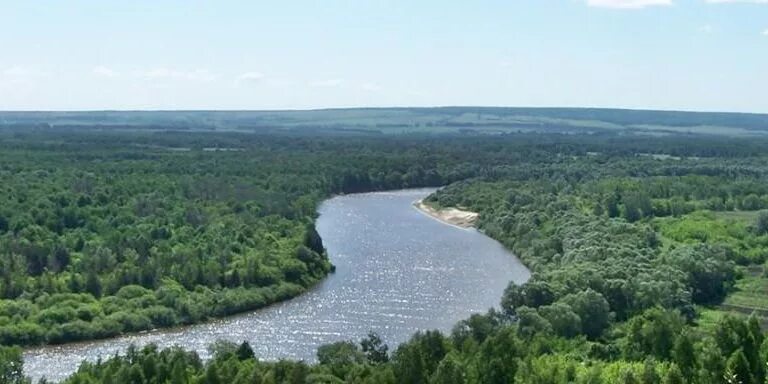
[414,199,479,228]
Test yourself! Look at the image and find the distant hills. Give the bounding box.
[2,107,768,136]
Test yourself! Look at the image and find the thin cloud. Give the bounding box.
[586,0,673,9]
[763,29,768,35]
[133,68,218,82]
[697,25,714,33]
[361,82,382,92]
[2,66,51,78]
[93,66,118,78]
[238,72,266,82]
[310,78,344,88]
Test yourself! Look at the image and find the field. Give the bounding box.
[3,107,768,137]
[721,266,768,316]
[659,210,768,325]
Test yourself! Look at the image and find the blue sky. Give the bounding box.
[0,0,766,112]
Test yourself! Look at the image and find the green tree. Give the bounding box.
[538,302,582,338]
[641,359,660,384]
[429,352,465,384]
[317,341,365,378]
[562,289,611,339]
[0,346,26,384]
[662,364,684,384]
[726,348,754,384]
[475,328,521,384]
[236,342,255,361]
[360,332,389,364]
[501,280,555,314]
[672,331,696,378]
[755,211,768,235]
[623,307,684,360]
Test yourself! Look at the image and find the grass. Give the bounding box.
[723,266,768,312]
[714,210,761,223]
[697,307,738,330]
[656,210,768,326]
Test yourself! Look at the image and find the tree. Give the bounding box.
[236,342,255,361]
[672,331,696,378]
[317,341,365,378]
[605,193,620,218]
[501,279,554,314]
[360,332,389,364]
[662,364,684,384]
[170,358,189,384]
[304,224,325,255]
[393,340,428,384]
[621,369,639,384]
[726,348,753,384]
[623,192,653,222]
[623,307,684,360]
[475,328,521,384]
[85,271,102,298]
[515,306,552,339]
[393,331,450,384]
[755,211,768,235]
[429,352,465,384]
[697,338,725,384]
[741,194,763,211]
[49,246,71,273]
[0,346,26,384]
[202,363,221,384]
[641,359,660,384]
[451,312,502,347]
[666,245,735,305]
[562,289,611,339]
[538,302,581,338]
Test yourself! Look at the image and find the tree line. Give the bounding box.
[3,129,768,382]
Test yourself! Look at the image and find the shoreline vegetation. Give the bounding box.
[413,199,479,229]
[6,128,768,383]
[0,133,470,349]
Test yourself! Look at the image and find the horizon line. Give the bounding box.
[1,105,767,116]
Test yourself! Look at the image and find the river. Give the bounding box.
[23,188,530,382]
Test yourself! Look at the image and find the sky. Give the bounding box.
[0,0,767,112]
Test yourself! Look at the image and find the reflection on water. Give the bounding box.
[23,188,530,382]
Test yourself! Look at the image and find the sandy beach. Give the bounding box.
[414,199,479,228]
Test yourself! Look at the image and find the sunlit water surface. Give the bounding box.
[23,188,530,382]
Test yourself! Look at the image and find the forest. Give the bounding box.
[3,127,768,383]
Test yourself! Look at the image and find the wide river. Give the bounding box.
[23,188,530,382]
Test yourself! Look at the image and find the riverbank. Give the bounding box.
[414,199,479,228]
[24,188,529,382]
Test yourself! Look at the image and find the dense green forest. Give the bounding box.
[0,131,502,346]
[4,127,768,383]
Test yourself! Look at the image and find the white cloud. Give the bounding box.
[697,25,714,33]
[134,68,218,82]
[763,29,768,35]
[310,78,344,87]
[3,66,31,77]
[361,82,382,92]
[93,66,118,78]
[238,72,266,82]
[2,66,50,78]
[586,0,673,8]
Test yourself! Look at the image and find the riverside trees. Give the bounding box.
[4,128,768,383]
